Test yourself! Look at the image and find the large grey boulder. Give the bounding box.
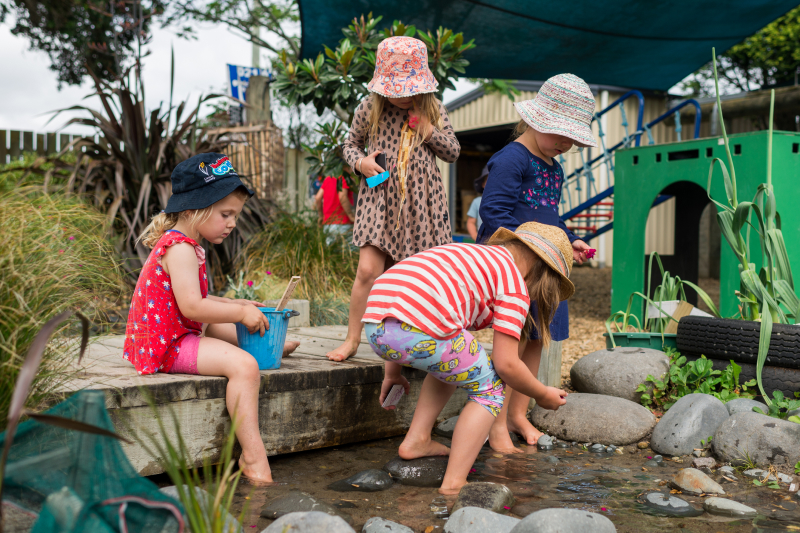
[651,394,728,456]
[383,456,448,487]
[451,482,515,513]
[362,517,413,533]
[434,416,459,438]
[262,511,355,533]
[725,398,766,416]
[530,393,656,445]
[713,411,800,466]
[160,485,241,533]
[509,508,616,533]
[444,507,520,533]
[570,348,669,402]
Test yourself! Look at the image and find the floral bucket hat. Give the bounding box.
[514,73,597,148]
[367,36,438,98]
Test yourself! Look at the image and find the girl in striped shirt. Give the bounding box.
[363,222,572,494]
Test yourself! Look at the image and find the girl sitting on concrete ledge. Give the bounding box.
[362,221,572,494]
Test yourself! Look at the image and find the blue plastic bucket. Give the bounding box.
[235,307,300,370]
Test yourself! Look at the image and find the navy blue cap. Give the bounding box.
[165,153,254,213]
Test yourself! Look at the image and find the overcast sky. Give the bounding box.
[0,22,477,137]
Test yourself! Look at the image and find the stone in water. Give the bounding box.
[383,456,448,487]
[703,497,757,518]
[670,468,725,496]
[638,491,703,517]
[327,469,393,492]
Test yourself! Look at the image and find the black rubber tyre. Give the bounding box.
[677,316,800,370]
[682,354,800,397]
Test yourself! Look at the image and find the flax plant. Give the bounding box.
[706,48,800,404]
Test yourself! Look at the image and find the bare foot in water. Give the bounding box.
[398,435,450,460]
[238,456,273,483]
[508,415,543,446]
[326,337,360,362]
[488,426,524,454]
[283,340,300,357]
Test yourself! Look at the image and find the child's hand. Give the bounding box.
[360,150,386,178]
[409,100,432,141]
[241,304,270,336]
[571,239,592,265]
[379,375,411,410]
[234,299,265,307]
[536,386,568,410]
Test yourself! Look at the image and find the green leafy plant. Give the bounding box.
[794,461,800,475]
[706,49,800,404]
[753,478,781,489]
[139,403,245,533]
[302,120,353,190]
[637,349,755,411]
[752,391,800,421]
[226,272,263,301]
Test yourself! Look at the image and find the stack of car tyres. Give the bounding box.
[676,316,800,396]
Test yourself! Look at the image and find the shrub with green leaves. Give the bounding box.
[752,391,800,423]
[0,185,122,429]
[636,349,756,411]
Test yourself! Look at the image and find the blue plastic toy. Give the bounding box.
[235,307,299,370]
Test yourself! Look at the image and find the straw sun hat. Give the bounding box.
[367,36,438,98]
[514,73,598,148]
[490,222,575,301]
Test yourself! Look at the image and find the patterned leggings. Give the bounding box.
[365,318,505,417]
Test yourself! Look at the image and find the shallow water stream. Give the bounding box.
[211,435,799,532]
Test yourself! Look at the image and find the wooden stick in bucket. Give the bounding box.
[275,276,301,311]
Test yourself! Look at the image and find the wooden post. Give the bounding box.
[245,76,271,125]
[0,130,6,163]
[9,130,20,160]
[529,340,563,410]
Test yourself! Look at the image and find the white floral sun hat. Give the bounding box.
[367,36,438,98]
[514,73,597,148]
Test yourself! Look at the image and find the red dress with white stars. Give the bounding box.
[123,230,208,375]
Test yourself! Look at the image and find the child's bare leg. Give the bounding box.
[506,339,544,445]
[488,398,523,454]
[197,331,271,482]
[440,401,496,495]
[327,245,388,361]
[398,374,455,460]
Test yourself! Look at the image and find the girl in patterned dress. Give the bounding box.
[327,36,460,362]
[124,152,299,483]
[477,74,596,452]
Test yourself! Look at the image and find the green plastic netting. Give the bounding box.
[1,390,183,533]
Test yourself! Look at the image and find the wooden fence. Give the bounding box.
[0,130,84,163]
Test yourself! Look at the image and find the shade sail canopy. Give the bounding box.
[298,0,798,91]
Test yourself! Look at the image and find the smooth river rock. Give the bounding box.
[260,491,353,525]
[670,468,725,495]
[327,469,393,492]
[530,393,656,445]
[161,485,242,533]
[713,411,800,466]
[509,508,616,533]
[637,491,703,517]
[451,482,515,513]
[703,498,757,518]
[444,507,520,533]
[383,456,448,487]
[570,348,669,402]
[262,511,355,533]
[725,398,766,416]
[651,394,728,456]
[434,416,459,438]
[362,517,413,533]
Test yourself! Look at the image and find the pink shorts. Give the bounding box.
[168,334,201,374]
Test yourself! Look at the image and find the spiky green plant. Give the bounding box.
[706,48,800,404]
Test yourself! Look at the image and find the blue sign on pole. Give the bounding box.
[227,64,272,105]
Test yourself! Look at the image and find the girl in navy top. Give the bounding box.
[478,74,597,453]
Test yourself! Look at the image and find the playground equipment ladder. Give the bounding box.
[558,92,701,242]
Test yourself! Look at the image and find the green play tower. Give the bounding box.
[611,130,800,319]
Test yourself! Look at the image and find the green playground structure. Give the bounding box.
[611,130,800,319]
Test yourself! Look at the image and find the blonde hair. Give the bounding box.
[511,119,528,140]
[486,237,562,346]
[367,92,446,152]
[137,188,250,248]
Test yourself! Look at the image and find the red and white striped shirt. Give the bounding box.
[363,244,530,340]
